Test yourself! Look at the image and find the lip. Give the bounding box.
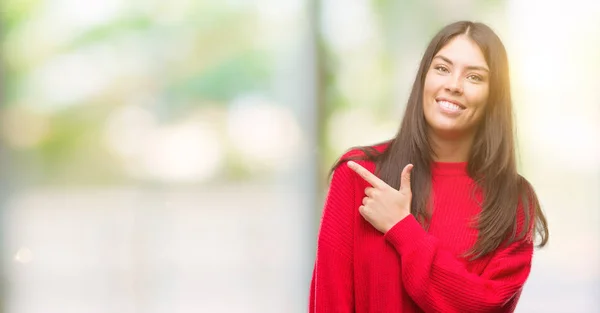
[435,97,466,109]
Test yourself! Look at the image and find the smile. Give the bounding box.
[438,100,463,111]
[436,98,465,115]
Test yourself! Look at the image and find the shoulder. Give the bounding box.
[330,141,390,187]
[517,175,537,194]
[335,149,374,176]
[516,175,539,211]
[337,140,391,166]
[515,175,540,237]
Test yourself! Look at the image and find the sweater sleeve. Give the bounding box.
[309,162,356,313]
[384,215,533,313]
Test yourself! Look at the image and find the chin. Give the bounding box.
[428,123,467,139]
[429,118,460,131]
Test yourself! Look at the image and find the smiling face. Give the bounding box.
[423,35,490,140]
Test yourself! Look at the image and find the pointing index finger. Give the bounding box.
[347,161,385,188]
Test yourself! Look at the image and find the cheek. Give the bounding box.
[423,73,440,94]
[422,77,434,106]
[466,87,489,112]
[422,74,441,107]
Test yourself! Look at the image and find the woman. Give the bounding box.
[309,21,549,313]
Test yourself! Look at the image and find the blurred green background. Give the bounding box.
[1,0,599,312]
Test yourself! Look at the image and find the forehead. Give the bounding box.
[435,35,487,67]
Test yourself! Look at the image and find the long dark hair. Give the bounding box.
[331,21,549,259]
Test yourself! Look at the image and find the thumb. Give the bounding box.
[399,164,413,194]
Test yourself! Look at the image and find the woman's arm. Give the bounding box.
[385,215,533,313]
[309,161,357,313]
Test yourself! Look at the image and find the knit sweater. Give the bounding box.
[309,148,534,313]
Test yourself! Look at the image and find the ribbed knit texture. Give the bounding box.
[309,147,533,313]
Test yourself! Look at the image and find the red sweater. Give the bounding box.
[309,149,534,313]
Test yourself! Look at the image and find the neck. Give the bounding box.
[428,130,475,162]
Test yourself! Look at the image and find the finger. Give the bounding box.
[399,164,413,194]
[362,196,368,205]
[359,205,369,216]
[347,161,385,188]
[364,187,375,197]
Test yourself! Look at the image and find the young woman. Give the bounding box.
[309,21,549,313]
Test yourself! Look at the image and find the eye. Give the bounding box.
[467,74,483,82]
[434,65,449,73]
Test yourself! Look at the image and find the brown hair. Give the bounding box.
[331,21,548,259]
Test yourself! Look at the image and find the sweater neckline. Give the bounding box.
[431,161,468,176]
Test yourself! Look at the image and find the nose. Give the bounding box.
[444,75,463,94]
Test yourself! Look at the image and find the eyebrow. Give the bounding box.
[433,55,489,73]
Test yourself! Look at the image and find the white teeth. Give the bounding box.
[438,100,462,111]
